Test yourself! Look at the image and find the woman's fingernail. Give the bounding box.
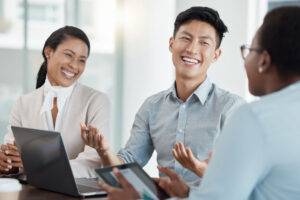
[113,168,119,174]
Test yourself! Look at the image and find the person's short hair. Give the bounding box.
[259,6,300,76]
[173,6,228,48]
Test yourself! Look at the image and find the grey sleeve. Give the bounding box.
[117,99,154,166]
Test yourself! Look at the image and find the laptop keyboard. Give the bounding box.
[75,178,102,193]
[77,184,101,193]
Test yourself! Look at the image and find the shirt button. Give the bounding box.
[182,104,186,108]
[179,129,183,133]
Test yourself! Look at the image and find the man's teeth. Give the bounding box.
[62,69,75,78]
[182,57,199,64]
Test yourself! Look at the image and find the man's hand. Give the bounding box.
[0,143,22,174]
[80,123,123,166]
[173,142,211,177]
[157,166,189,198]
[99,168,140,200]
[80,123,110,155]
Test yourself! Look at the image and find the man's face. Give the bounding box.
[169,20,221,82]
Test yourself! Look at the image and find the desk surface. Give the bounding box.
[19,184,106,200]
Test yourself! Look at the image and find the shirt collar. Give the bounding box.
[166,77,213,105]
[40,77,76,114]
[164,82,177,102]
[193,77,213,104]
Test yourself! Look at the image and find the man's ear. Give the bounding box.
[44,47,53,60]
[258,50,272,73]
[169,37,174,53]
[212,48,221,63]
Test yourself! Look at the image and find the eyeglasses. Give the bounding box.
[240,44,263,60]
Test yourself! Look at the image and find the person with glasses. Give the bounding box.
[81,6,244,187]
[240,45,263,61]
[0,26,110,178]
[99,6,300,200]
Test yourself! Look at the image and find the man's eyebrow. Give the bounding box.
[180,31,193,37]
[198,35,213,41]
[179,31,213,41]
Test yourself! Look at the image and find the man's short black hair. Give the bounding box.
[173,6,228,48]
[258,6,300,76]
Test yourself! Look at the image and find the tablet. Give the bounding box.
[95,162,169,200]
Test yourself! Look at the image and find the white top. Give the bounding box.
[189,80,300,200]
[41,78,75,131]
[4,82,110,178]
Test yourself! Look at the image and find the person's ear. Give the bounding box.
[212,48,221,63]
[44,47,53,60]
[258,50,271,73]
[169,37,175,53]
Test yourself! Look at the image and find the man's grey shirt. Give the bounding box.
[118,78,245,185]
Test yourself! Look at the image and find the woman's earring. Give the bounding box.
[258,67,263,73]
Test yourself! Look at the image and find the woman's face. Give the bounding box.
[45,37,89,87]
[244,32,265,96]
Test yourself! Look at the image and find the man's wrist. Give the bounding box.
[195,163,207,177]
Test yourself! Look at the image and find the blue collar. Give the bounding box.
[166,78,213,105]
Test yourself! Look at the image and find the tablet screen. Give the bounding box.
[95,163,168,200]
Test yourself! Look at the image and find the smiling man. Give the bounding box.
[83,6,244,188]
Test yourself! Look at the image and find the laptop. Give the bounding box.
[11,126,107,197]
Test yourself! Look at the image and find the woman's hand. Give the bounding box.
[172,142,211,177]
[99,168,140,200]
[0,143,22,174]
[80,123,110,155]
